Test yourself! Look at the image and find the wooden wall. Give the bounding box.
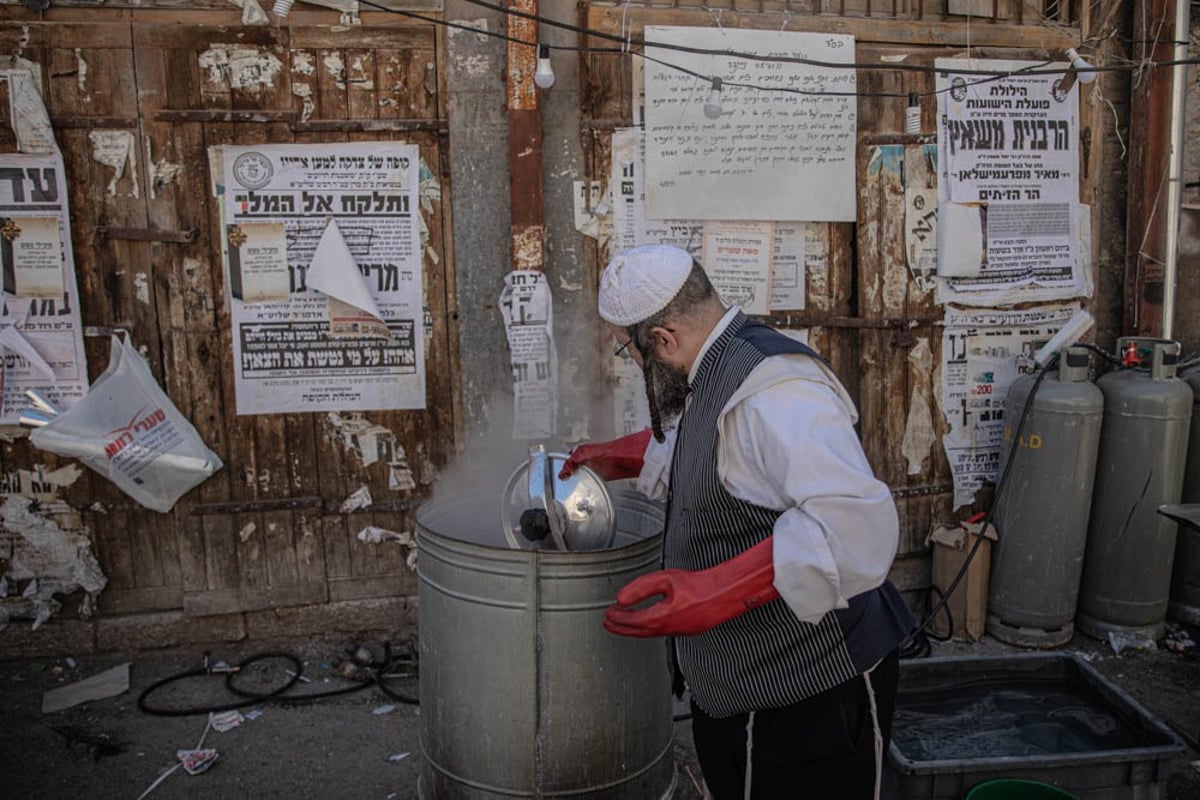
[581,3,1094,611]
[0,8,459,632]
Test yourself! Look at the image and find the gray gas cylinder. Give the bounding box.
[415,485,677,799]
[988,347,1104,647]
[1168,365,1200,624]
[1077,339,1194,641]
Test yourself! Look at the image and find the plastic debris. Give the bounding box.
[372,704,396,715]
[243,709,264,721]
[386,752,410,762]
[177,748,219,775]
[1107,630,1157,655]
[209,710,244,732]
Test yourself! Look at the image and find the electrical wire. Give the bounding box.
[351,0,1200,101]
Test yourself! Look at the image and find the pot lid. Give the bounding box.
[500,445,616,551]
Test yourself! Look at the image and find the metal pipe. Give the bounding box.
[1161,0,1191,337]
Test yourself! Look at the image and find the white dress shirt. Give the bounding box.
[637,307,899,625]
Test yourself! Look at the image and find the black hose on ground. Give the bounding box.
[137,645,420,717]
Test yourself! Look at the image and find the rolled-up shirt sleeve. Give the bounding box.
[718,368,899,624]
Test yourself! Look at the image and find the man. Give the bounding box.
[560,244,914,799]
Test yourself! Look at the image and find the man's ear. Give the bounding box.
[649,325,678,354]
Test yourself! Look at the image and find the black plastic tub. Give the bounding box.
[884,653,1187,800]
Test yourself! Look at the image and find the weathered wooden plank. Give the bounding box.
[0,21,131,50]
[328,573,415,603]
[316,47,351,120]
[183,580,328,617]
[98,586,183,615]
[586,4,1077,49]
[346,49,379,121]
[290,26,435,51]
[132,25,286,51]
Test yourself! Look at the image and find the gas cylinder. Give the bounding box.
[988,346,1104,647]
[1077,339,1194,641]
[1168,364,1200,624]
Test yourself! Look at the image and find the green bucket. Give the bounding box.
[965,779,1079,800]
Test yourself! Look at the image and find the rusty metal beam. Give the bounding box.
[506,0,545,273]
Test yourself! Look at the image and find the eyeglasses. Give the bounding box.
[613,339,633,358]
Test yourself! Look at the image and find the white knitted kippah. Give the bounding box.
[597,244,692,326]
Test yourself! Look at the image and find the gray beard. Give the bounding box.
[647,357,690,422]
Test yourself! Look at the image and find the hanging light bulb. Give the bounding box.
[534,44,556,90]
[703,78,724,120]
[273,0,295,17]
[1065,48,1096,84]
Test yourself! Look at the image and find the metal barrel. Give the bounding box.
[415,487,677,799]
[988,348,1104,647]
[1078,340,1194,641]
[1169,365,1200,624]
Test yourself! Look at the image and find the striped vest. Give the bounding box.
[665,312,913,718]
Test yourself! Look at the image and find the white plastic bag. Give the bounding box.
[30,334,223,513]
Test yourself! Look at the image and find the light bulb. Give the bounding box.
[1066,48,1096,84]
[905,92,921,134]
[703,78,723,120]
[273,0,295,17]
[534,44,555,90]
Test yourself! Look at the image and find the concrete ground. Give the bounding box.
[1,630,1198,800]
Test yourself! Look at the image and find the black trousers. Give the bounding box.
[690,649,900,800]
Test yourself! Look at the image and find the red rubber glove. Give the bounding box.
[604,538,780,637]
[558,429,652,481]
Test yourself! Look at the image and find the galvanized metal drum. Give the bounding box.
[1168,365,1200,624]
[416,485,676,799]
[1078,340,1194,641]
[988,347,1104,647]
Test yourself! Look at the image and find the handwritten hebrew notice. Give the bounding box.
[643,27,856,222]
[936,58,1084,304]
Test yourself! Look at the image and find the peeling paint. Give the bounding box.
[292,82,315,123]
[0,495,105,630]
[348,54,374,91]
[356,526,417,570]
[134,272,150,305]
[458,54,493,79]
[325,412,422,489]
[73,49,88,96]
[146,140,183,200]
[1,463,83,502]
[322,53,346,87]
[901,337,937,475]
[239,521,257,542]
[292,52,316,76]
[512,226,544,270]
[89,130,139,198]
[228,0,270,26]
[446,18,492,41]
[340,484,373,513]
[199,47,283,91]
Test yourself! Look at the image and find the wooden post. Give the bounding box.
[1124,0,1180,337]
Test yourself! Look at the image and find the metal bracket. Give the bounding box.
[93,227,197,244]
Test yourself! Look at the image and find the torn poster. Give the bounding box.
[610,128,702,256]
[0,152,89,424]
[0,495,106,630]
[935,58,1087,304]
[643,27,856,221]
[572,180,613,245]
[3,68,56,155]
[500,270,556,440]
[225,221,289,302]
[217,142,425,414]
[940,303,1079,509]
